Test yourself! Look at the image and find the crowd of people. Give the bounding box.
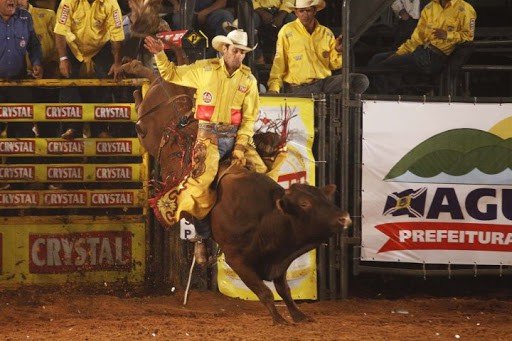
[0,0,369,138]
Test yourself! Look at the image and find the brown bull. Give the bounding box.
[213,170,351,324]
[123,51,351,325]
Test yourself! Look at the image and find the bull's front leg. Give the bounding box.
[274,272,314,323]
[227,258,289,325]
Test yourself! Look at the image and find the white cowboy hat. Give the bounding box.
[290,0,326,11]
[212,29,257,52]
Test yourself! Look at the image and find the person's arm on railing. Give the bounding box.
[26,14,43,79]
[106,1,125,81]
[55,34,71,78]
[54,0,74,78]
[108,41,123,81]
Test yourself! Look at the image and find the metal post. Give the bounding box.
[339,0,351,301]
[315,93,328,300]
[180,0,197,30]
[328,95,339,299]
[351,95,363,277]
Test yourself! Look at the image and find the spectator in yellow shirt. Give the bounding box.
[54,0,125,138]
[267,0,368,95]
[368,0,476,94]
[253,0,295,30]
[144,29,265,264]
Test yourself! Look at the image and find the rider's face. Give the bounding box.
[222,45,246,71]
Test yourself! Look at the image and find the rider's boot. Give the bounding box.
[193,215,211,265]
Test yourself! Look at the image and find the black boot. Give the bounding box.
[192,215,211,265]
[194,240,207,265]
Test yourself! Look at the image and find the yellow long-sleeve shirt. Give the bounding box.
[154,52,259,147]
[253,0,294,13]
[397,0,476,56]
[54,0,124,62]
[268,19,342,93]
[29,4,58,63]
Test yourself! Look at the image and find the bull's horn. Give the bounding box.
[276,199,285,214]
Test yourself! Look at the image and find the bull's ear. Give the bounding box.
[273,188,286,214]
[322,184,337,201]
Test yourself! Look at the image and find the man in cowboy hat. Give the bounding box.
[267,0,369,95]
[144,29,266,264]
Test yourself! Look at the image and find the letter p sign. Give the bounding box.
[180,218,197,240]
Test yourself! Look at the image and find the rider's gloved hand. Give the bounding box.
[231,144,246,167]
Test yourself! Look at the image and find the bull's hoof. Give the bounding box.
[291,312,314,323]
[272,315,290,326]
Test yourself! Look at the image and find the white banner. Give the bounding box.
[362,101,512,265]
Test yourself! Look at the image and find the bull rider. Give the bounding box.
[144,29,266,264]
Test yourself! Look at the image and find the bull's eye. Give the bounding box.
[135,123,147,138]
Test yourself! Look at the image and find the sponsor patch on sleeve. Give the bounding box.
[113,9,121,28]
[59,4,70,25]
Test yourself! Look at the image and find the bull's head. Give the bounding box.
[276,184,352,232]
[253,132,282,157]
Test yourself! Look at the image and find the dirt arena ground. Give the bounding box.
[1,277,512,341]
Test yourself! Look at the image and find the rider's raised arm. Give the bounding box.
[154,51,201,89]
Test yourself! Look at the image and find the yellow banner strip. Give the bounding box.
[0,163,145,182]
[0,138,144,156]
[0,103,137,121]
[0,189,146,208]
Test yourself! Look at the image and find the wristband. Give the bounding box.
[59,56,68,61]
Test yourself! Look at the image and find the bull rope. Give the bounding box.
[183,255,196,306]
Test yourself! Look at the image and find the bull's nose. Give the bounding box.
[338,212,352,229]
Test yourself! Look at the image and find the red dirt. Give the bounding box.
[1,287,511,340]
